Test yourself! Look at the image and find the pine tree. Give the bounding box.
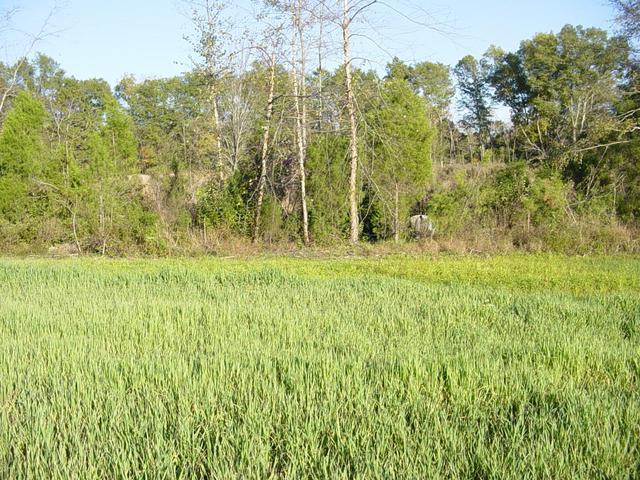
[0,90,47,222]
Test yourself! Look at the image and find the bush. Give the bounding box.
[427,187,471,235]
[480,161,530,227]
[196,173,251,235]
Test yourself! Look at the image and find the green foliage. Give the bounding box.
[0,91,47,177]
[482,162,531,226]
[427,163,578,248]
[116,74,210,173]
[454,55,492,141]
[427,187,471,234]
[0,43,637,252]
[307,134,350,241]
[365,77,434,239]
[257,195,288,243]
[530,173,568,219]
[616,140,640,222]
[386,58,454,112]
[486,25,631,175]
[0,91,48,227]
[196,172,251,235]
[359,183,383,242]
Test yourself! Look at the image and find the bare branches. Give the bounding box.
[610,0,640,42]
[347,0,377,24]
[184,0,233,79]
[0,7,18,35]
[376,1,456,38]
[0,5,63,115]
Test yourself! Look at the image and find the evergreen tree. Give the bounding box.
[0,90,48,225]
[366,78,434,241]
[454,55,493,160]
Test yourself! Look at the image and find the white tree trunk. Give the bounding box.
[212,90,225,183]
[394,183,400,243]
[253,54,277,243]
[292,2,310,245]
[343,0,359,244]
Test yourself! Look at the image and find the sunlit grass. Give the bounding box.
[1,255,638,478]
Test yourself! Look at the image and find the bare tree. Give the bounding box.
[291,0,311,244]
[611,0,640,43]
[252,21,284,242]
[0,7,16,34]
[257,0,446,244]
[185,0,232,183]
[252,51,277,242]
[219,49,254,175]
[316,0,326,129]
[0,6,59,115]
[341,0,370,244]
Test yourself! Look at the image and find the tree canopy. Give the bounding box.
[0,9,638,254]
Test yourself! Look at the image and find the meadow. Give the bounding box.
[0,255,639,478]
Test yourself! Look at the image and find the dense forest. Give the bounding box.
[0,0,639,254]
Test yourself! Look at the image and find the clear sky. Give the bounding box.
[1,0,617,87]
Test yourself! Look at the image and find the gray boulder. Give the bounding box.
[409,215,436,239]
[48,243,80,257]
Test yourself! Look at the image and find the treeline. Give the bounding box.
[0,1,638,254]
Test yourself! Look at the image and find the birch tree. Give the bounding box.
[0,6,58,116]
[342,0,360,244]
[291,0,311,244]
[266,0,312,244]
[185,0,232,183]
[252,22,284,242]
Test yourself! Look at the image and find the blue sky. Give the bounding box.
[1,0,617,87]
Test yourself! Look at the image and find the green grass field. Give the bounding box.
[1,255,639,478]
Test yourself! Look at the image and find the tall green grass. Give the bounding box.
[1,256,639,478]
